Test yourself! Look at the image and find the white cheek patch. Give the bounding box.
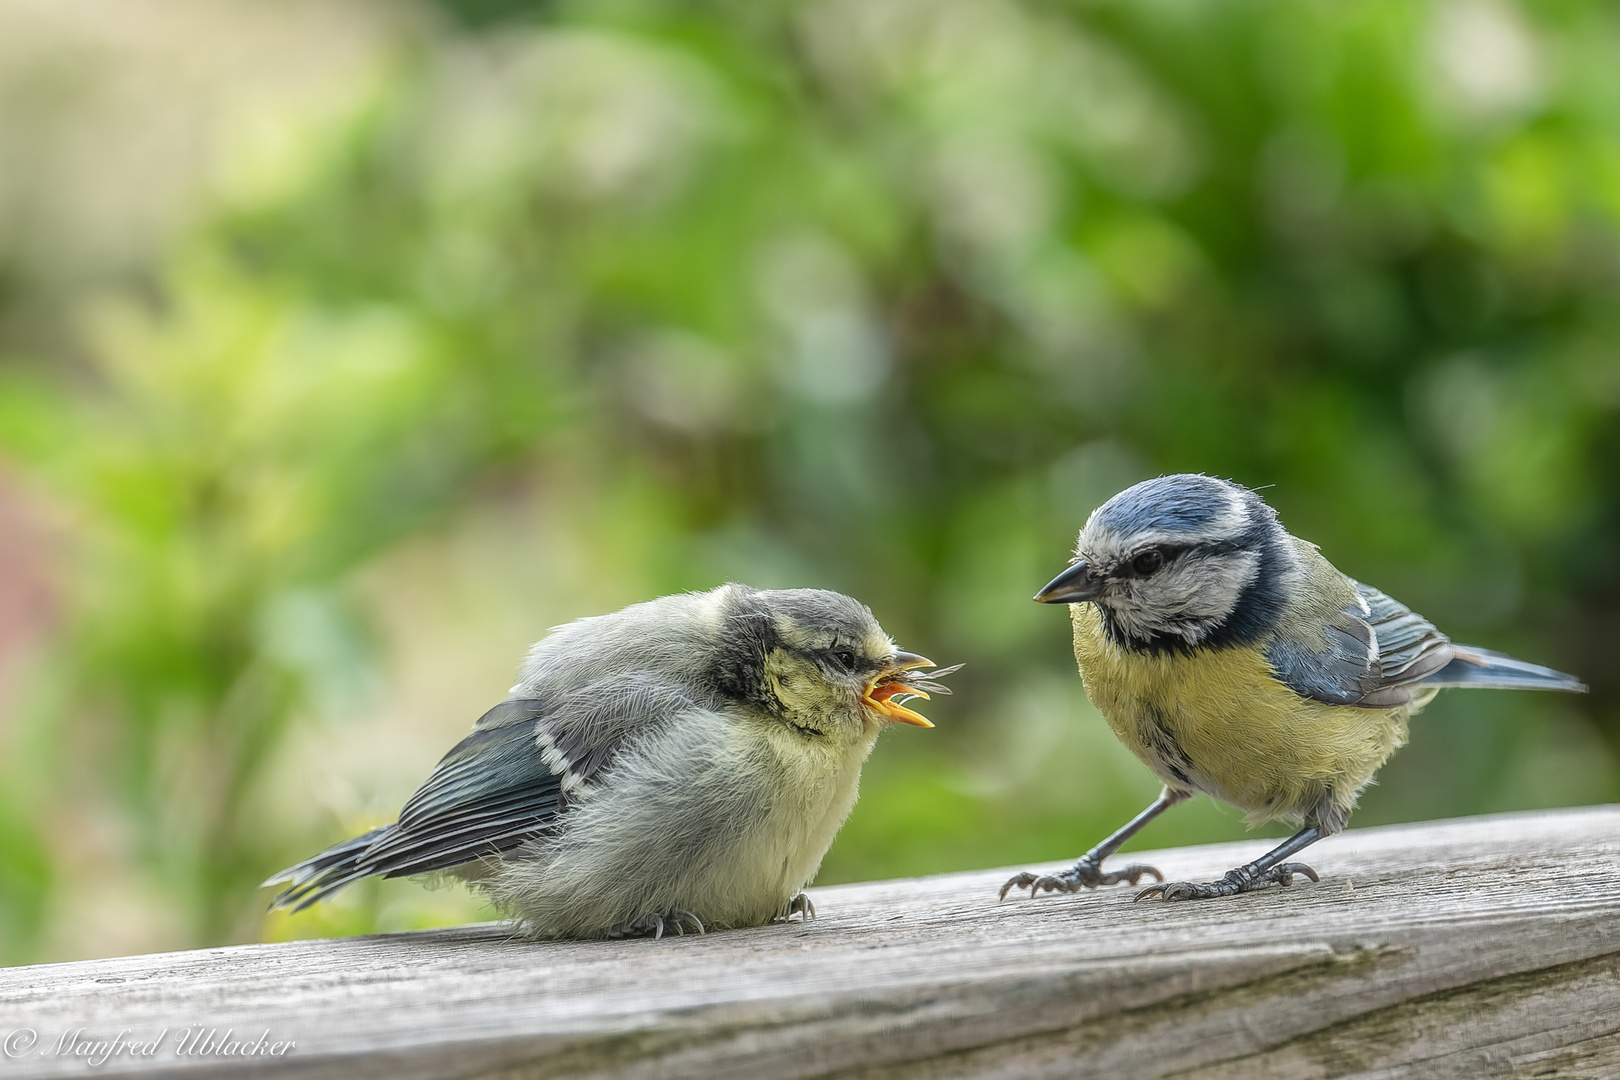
[1105,551,1262,645]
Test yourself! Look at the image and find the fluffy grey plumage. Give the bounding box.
[266,584,952,938]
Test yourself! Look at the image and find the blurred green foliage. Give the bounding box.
[0,0,1617,961]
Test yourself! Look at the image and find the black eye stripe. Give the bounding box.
[1105,540,1254,577]
[1107,544,1181,577]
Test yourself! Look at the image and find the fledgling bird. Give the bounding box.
[1000,474,1586,903]
[266,584,954,938]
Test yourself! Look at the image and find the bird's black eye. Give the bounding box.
[1132,549,1164,575]
[832,650,857,672]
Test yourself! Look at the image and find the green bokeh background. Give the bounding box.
[0,0,1615,963]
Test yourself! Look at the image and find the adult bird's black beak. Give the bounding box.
[1035,560,1103,604]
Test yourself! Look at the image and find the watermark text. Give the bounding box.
[3,1027,295,1066]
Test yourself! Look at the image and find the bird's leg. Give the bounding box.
[775,893,815,923]
[1136,826,1322,902]
[1000,788,1189,900]
[607,909,706,939]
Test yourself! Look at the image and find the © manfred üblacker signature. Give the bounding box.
[4,1026,295,1067]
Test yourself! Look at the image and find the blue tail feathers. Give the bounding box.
[262,826,395,913]
[1422,645,1587,694]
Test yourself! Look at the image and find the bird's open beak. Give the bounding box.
[864,651,937,728]
[1035,560,1103,604]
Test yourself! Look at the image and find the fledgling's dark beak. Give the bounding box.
[1035,560,1103,604]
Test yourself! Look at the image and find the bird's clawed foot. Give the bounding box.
[607,908,706,939]
[999,854,1164,901]
[775,893,816,923]
[1135,861,1318,902]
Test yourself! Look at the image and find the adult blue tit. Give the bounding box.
[266,584,954,938]
[1000,474,1586,903]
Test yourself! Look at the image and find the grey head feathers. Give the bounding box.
[512,584,893,717]
[1074,474,1296,653]
[709,585,898,718]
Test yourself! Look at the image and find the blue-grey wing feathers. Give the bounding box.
[265,675,701,912]
[265,699,562,912]
[1269,580,1583,707]
[1352,584,1455,704]
[1268,583,1447,706]
[1267,623,1377,706]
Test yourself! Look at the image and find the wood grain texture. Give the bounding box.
[1,806,1617,1080]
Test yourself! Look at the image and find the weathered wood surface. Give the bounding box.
[1,806,1617,1080]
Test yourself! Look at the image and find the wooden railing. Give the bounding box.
[2,806,1617,1079]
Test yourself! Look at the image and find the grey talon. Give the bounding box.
[1136,860,1321,902]
[777,893,815,922]
[998,872,1038,901]
[1005,854,1166,900]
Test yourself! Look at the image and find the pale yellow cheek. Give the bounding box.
[765,660,860,731]
[769,668,826,710]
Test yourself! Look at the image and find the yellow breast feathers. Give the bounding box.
[1069,604,1410,827]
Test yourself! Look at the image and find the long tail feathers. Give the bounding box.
[1422,645,1587,694]
[262,826,395,913]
